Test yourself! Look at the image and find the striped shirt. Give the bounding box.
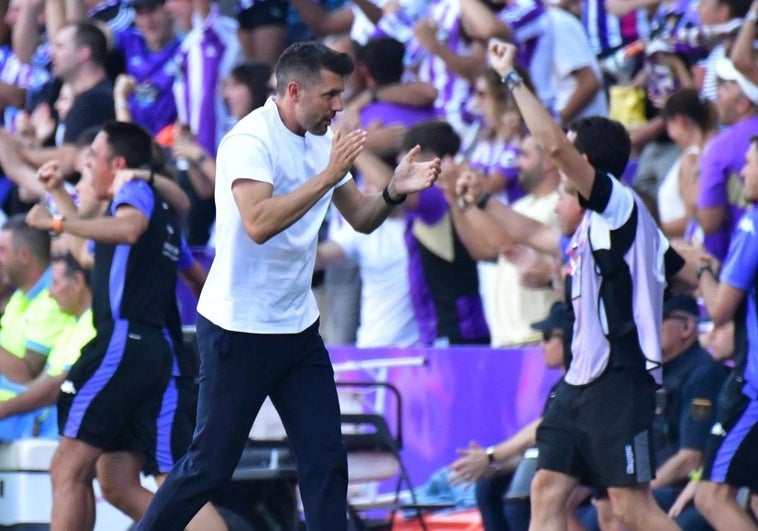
[173,4,241,156]
[497,0,555,110]
[88,0,135,35]
[582,0,649,57]
[412,0,475,133]
[0,46,35,88]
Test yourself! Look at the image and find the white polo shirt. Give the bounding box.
[197,98,351,333]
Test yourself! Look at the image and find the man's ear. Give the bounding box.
[18,245,32,266]
[737,94,753,117]
[287,81,301,101]
[111,155,128,172]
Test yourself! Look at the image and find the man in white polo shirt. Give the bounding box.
[135,41,440,531]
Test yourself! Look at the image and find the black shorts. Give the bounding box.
[143,375,198,476]
[237,0,287,30]
[702,374,758,489]
[536,368,657,487]
[58,320,174,457]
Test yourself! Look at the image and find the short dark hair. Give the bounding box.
[568,116,631,179]
[101,121,153,169]
[68,21,108,68]
[275,41,354,96]
[357,37,405,86]
[75,125,102,148]
[661,88,717,133]
[401,120,461,158]
[230,61,272,113]
[2,214,51,267]
[52,251,90,287]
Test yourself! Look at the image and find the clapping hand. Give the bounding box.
[389,145,441,197]
[455,169,485,207]
[325,129,367,184]
[436,156,462,206]
[448,441,492,486]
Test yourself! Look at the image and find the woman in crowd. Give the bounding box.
[658,87,717,238]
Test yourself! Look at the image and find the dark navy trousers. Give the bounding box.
[135,315,348,531]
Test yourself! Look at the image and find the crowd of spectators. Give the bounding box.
[0,0,754,528]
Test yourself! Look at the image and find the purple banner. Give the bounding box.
[329,346,562,488]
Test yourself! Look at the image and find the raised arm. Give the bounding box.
[730,0,758,84]
[287,0,354,38]
[489,41,597,200]
[13,0,44,64]
[45,0,66,44]
[352,0,382,24]
[459,0,512,42]
[414,18,488,81]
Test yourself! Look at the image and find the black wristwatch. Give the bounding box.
[382,185,406,206]
[476,193,492,210]
[486,446,496,465]
[696,264,715,280]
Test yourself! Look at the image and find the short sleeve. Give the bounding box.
[218,133,274,187]
[551,13,595,79]
[578,170,634,230]
[24,294,74,356]
[46,310,96,377]
[720,212,758,292]
[62,86,115,144]
[697,139,729,209]
[112,180,155,220]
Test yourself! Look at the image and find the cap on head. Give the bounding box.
[663,294,700,319]
[531,301,571,332]
[716,58,758,106]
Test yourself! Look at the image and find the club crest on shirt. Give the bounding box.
[738,214,755,236]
